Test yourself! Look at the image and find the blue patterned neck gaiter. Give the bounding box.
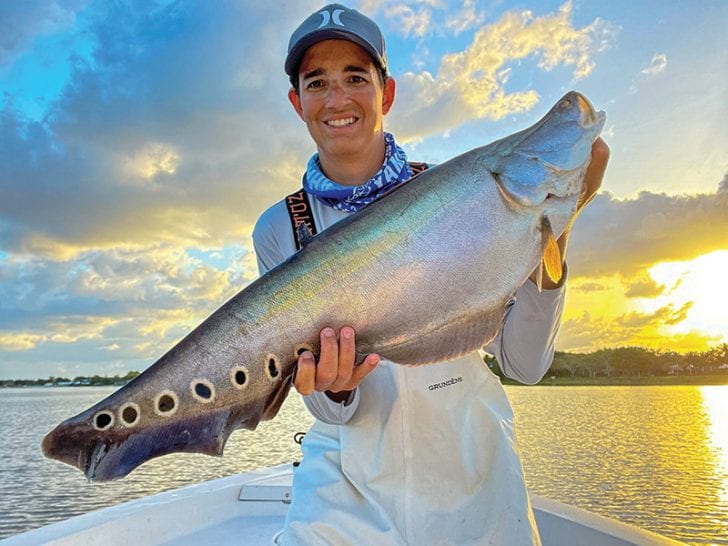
[302,132,412,213]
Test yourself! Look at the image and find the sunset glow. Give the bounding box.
[0,1,726,379]
[644,251,728,344]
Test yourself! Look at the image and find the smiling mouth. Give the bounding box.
[325,117,357,127]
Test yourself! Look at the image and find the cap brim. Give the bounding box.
[285,29,386,77]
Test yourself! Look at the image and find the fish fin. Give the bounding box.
[261,371,294,421]
[296,223,314,249]
[535,260,544,293]
[541,216,563,284]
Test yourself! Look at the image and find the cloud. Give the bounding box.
[640,53,668,76]
[558,305,719,353]
[383,4,432,38]
[445,0,485,35]
[573,281,610,292]
[0,1,319,258]
[567,186,728,279]
[0,332,45,351]
[0,239,259,377]
[0,0,87,66]
[624,276,665,298]
[389,1,614,141]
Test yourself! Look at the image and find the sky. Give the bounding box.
[0,0,726,379]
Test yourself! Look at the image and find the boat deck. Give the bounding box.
[2,464,684,545]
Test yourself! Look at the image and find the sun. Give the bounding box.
[645,250,728,344]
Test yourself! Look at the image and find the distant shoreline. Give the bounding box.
[502,374,728,386]
[3,374,727,388]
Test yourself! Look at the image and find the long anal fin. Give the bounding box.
[541,216,563,284]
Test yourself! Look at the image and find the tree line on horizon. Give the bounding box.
[487,344,728,379]
[2,345,728,387]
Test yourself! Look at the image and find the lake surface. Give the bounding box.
[0,386,726,544]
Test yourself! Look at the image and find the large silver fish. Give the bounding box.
[42,91,605,480]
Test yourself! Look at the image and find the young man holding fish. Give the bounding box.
[253,4,609,545]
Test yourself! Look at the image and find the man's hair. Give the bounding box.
[290,64,388,94]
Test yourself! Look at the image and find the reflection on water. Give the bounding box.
[0,387,314,540]
[509,386,728,545]
[1,386,726,544]
[700,386,728,528]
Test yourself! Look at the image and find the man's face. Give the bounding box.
[288,39,395,165]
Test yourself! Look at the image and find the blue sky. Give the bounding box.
[1,0,726,379]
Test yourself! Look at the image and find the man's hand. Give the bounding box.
[294,326,380,403]
[529,137,610,289]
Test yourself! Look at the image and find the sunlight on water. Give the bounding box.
[1,385,727,543]
[0,387,313,540]
[509,385,728,545]
[700,386,728,531]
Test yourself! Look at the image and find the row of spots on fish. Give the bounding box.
[92,402,140,431]
[91,347,313,431]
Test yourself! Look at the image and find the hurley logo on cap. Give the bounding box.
[318,7,345,28]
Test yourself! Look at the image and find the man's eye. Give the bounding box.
[306,80,325,90]
[349,75,366,84]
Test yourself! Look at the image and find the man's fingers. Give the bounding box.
[346,353,380,388]
[314,327,339,391]
[294,351,316,395]
[329,326,355,392]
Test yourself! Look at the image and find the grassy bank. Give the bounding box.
[502,374,728,386]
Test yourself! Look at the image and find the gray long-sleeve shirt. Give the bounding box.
[253,193,566,425]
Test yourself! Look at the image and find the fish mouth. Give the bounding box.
[571,91,605,130]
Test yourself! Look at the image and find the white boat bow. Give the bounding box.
[1,464,684,545]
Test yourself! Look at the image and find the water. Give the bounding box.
[1,386,726,544]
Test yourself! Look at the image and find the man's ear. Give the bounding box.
[382,77,396,116]
[288,87,305,120]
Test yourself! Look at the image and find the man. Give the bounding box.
[253,4,609,545]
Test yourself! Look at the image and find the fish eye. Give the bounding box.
[93,411,114,431]
[559,98,572,109]
[191,379,215,403]
[230,366,249,389]
[154,390,179,416]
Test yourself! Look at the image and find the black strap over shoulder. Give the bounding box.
[285,161,430,251]
[285,189,317,251]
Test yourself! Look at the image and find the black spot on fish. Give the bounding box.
[94,412,113,430]
[234,370,247,386]
[195,382,212,399]
[122,405,138,425]
[158,394,176,413]
[268,357,279,379]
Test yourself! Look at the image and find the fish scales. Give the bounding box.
[42,91,605,480]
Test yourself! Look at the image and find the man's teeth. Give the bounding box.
[326,117,356,127]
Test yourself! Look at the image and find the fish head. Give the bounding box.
[484,90,605,218]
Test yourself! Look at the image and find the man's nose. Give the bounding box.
[325,81,350,108]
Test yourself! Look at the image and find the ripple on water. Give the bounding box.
[2,385,727,544]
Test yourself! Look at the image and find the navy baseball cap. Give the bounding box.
[285,4,388,79]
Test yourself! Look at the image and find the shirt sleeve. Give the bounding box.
[483,270,567,385]
[302,389,360,425]
[252,203,361,425]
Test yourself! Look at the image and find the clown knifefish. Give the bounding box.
[42,91,605,480]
